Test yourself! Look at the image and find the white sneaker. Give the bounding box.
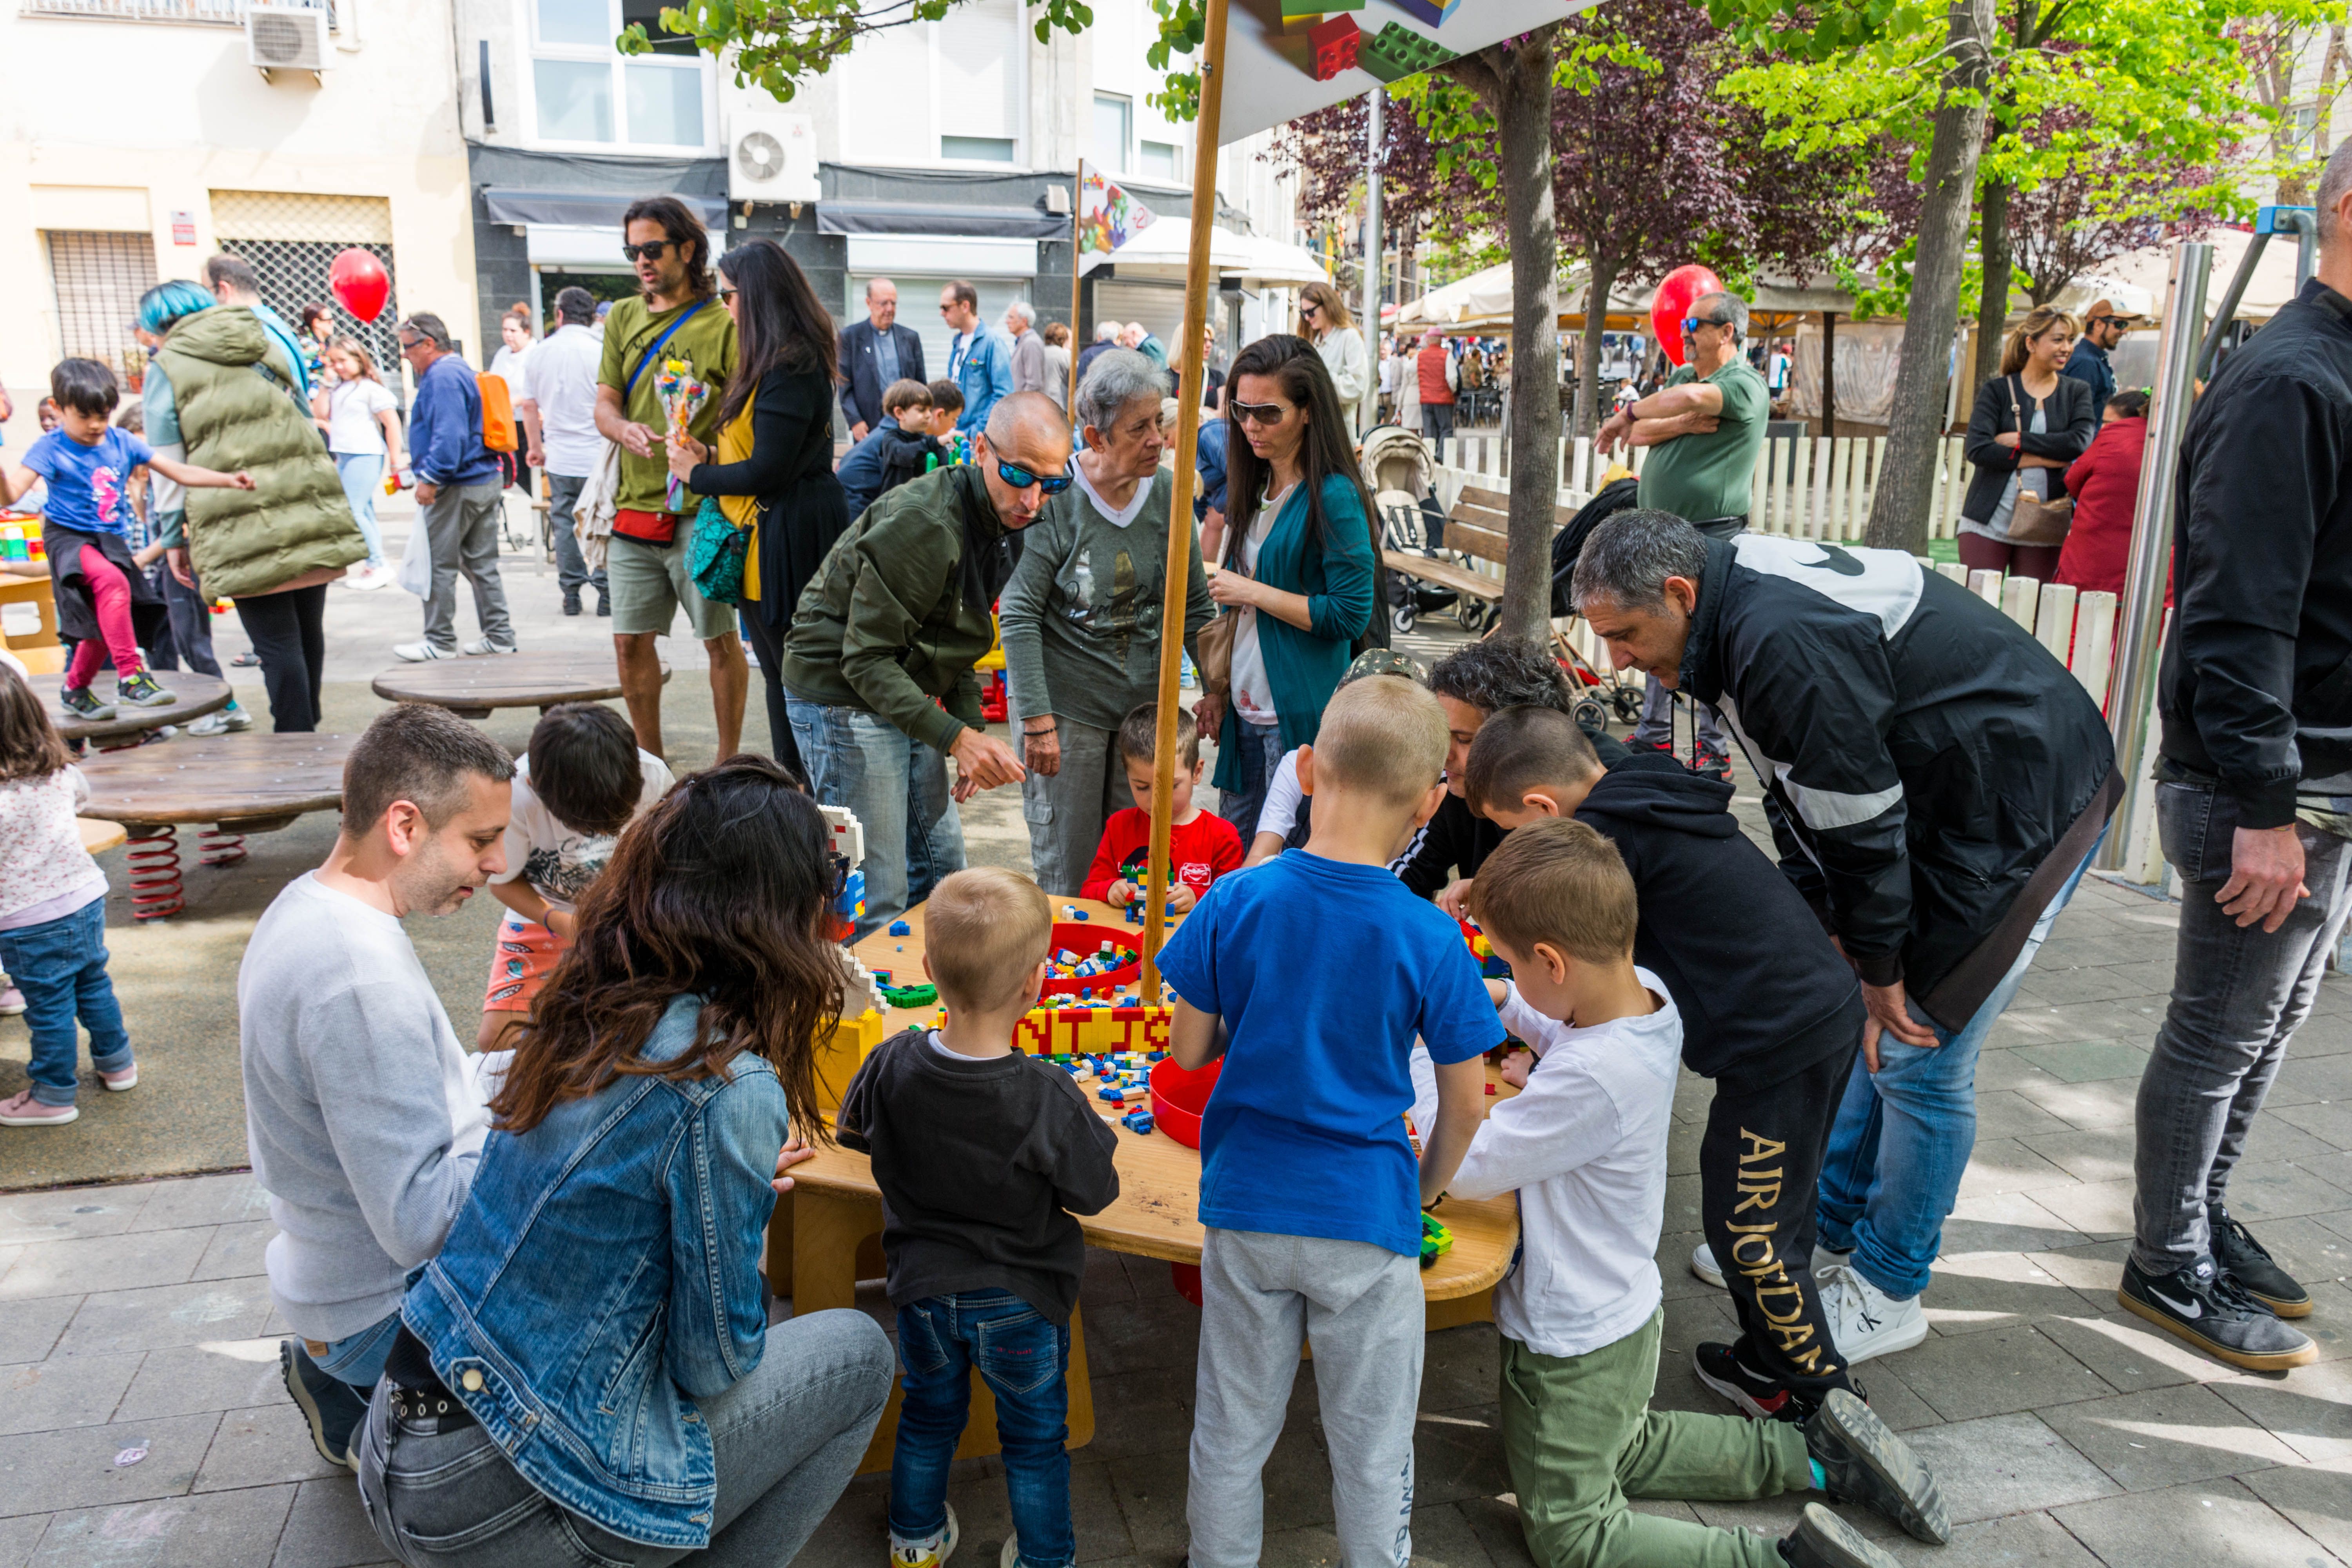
[1818,1262,1928,1363]
[393,641,454,662]
[461,638,518,656]
[347,565,395,591]
[1693,1240,1852,1291]
[187,704,254,737]
[889,1503,958,1568]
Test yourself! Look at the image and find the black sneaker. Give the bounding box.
[563,592,583,617]
[2118,1254,2317,1372]
[1778,1502,1902,1568]
[2211,1204,2312,1318]
[1692,745,1734,784]
[57,686,116,722]
[595,594,611,617]
[1694,1340,1806,1421]
[1804,1386,1950,1544]
[280,1339,367,1470]
[115,671,176,708]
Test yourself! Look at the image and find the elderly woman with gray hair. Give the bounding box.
[1000,350,1214,893]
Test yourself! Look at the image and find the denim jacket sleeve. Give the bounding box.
[663,1068,791,1399]
[1303,475,1374,645]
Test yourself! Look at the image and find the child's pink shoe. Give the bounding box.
[0,1091,77,1126]
[0,987,24,1016]
[99,1064,138,1091]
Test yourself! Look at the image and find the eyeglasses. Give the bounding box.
[1230,400,1293,427]
[993,458,1073,495]
[1681,316,1731,335]
[718,287,738,301]
[620,241,674,262]
[396,337,423,352]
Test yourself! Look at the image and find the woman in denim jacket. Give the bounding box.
[355,756,895,1565]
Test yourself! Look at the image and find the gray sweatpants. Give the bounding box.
[1189,1229,1423,1568]
[422,481,514,653]
[1018,714,1135,897]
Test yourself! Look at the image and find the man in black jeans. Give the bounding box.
[2122,145,2352,1374]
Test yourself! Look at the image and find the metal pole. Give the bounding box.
[2097,240,2210,872]
[1363,85,1382,432]
[2194,231,2265,381]
[2286,207,2319,291]
[1067,158,1085,416]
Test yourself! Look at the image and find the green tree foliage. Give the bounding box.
[620,0,1099,100]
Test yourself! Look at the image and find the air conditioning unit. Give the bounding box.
[728,111,819,205]
[246,3,332,72]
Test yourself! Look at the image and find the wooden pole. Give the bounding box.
[1140,0,1229,998]
[1068,158,1086,417]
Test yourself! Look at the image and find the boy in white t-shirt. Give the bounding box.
[1448,820,1949,1568]
[477,702,673,1050]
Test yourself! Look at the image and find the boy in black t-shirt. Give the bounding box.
[838,867,1120,1568]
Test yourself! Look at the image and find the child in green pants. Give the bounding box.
[1446,820,1952,1568]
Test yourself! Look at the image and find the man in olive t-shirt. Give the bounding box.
[1595,289,1767,775]
[592,196,745,764]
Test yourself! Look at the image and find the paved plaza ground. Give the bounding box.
[1,499,2348,1567]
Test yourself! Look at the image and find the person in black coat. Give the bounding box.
[671,241,850,777]
[1958,306,2097,583]
[837,279,926,441]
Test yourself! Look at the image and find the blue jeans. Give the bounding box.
[334,451,387,566]
[0,897,132,1106]
[315,1308,401,1390]
[1216,720,1284,839]
[1817,826,2104,1299]
[785,697,963,942]
[890,1290,1075,1568]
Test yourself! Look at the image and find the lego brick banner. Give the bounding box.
[1215,0,1597,145]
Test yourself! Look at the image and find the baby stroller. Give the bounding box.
[1550,472,1648,733]
[1361,425,1490,636]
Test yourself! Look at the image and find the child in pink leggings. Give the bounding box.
[0,359,252,722]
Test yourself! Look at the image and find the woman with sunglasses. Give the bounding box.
[356,756,896,1567]
[1000,350,1214,893]
[667,239,851,779]
[1199,335,1381,837]
[1298,281,1372,437]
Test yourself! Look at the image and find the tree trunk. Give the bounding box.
[1865,0,1993,555]
[1974,176,2011,389]
[1574,254,1620,443]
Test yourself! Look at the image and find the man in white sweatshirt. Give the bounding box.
[238,702,514,1470]
[1447,821,1948,1568]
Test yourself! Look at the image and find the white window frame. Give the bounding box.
[1093,91,1132,177]
[518,0,719,156]
[928,5,1029,169]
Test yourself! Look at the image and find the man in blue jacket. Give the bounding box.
[393,313,514,662]
[940,280,1013,436]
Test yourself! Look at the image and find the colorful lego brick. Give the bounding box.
[1121,1109,1156,1134]
[1283,9,1323,33]
[1358,20,1454,82]
[1308,13,1361,80]
[888,920,911,936]
[878,982,938,1009]
[1392,0,1458,27]
[1419,1211,1455,1270]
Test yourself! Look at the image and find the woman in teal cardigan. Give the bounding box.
[1198,335,1378,835]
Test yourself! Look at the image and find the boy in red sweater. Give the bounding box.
[1081,701,1244,912]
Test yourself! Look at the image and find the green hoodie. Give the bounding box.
[153,305,363,600]
[779,463,1007,753]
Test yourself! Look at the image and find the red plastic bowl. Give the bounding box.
[1038,922,1140,998]
[1149,1055,1221,1150]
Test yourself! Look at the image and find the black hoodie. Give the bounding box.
[1577,750,1863,1085]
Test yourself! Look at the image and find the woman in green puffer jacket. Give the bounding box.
[142,283,365,732]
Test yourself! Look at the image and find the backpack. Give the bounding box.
[475,373,517,454]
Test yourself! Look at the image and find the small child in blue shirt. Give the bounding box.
[0,359,252,721]
[1160,674,1499,1568]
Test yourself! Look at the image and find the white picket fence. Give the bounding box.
[1932,563,2120,710]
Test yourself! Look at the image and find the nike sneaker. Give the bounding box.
[2210,1203,2312,1318]
[2118,1254,2315,1371]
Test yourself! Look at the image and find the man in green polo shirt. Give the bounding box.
[1596,289,1766,781]
[592,194,745,763]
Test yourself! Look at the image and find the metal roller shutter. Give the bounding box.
[45,231,158,388]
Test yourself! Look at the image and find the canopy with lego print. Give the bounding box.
[1212,0,1598,144]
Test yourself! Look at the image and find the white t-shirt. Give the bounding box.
[1254,749,1305,842]
[489,342,532,404]
[324,377,398,456]
[522,325,606,478]
[490,749,675,912]
[1071,461,1151,529]
[1227,483,1292,729]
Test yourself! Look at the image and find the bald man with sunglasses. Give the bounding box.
[780,391,1071,936]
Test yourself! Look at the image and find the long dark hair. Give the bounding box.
[0,664,70,784]
[716,239,838,428]
[491,755,842,1140]
[1223,333,1375,562]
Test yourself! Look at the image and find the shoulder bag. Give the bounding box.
[2004,376,2075,548]
[1194,512,1243,696]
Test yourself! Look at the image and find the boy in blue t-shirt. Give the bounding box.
[1160,674,1498,1568]
[0,359,252,720]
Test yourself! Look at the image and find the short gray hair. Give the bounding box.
[1005,299,1035,328]
[1694,291,1748,339]
[1570,509,1710,614]
[1076,348,1167,433]
[397,313,453,351]
[2321,140,2352,250]
[1094,321,1119,342]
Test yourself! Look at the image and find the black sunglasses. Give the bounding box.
[719,287,738,301]
[621,241,676,262]
[994,458,1073,495]
[1230,399,1293,426]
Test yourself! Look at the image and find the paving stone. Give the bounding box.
[0,1352,141,1436]
[1882,1410,2122,1528]
[0,1295,78,1367]
[1455,1491,1539,1567]
[2268,1053,2352,1109]
[1396,1500,1503,1568]
[2024,1237,2131,1295]
[0,1410,221,1517]
[29,1484,296,1568]
[1918,1252,2107,1336]
[1083,1367,1196,1462]
[1078,1298,1200,1379]
[0,1227,213,1302]
[269,1477,386,1568]
[115,1338,288,1423]
[1971,1047,2061,1093]
[2020,1125,2140,1185]
[1847,1356,1944,1434]
[190,1222,272,1283]
[0,1189,147,1247]
[1411,1401,1511,1508]
[2211,1359,2352,1464]
[1955,1139,2082,1200]
[2052,1475,2348,1568]
[1080,1246,1135,1308]
[1881,1324,2114,1423]
[193,1402,347,1492]
[0,1516,45,1568]
[2015,1039,2155,1085]
[2040,1381,2303,1489]
[1656,1229,1722,1303]
[2239,1459,2352,1563]
[121,1174,270,1234]
[2035,1310,2249,1392]
[1940,1191,2089,1256]
[53,1277,278,1358]
[2013,1073,2142,1130]
[1662,1172,1705,1234]
[2278,1100,2352,1151]
[2241,1115,2345,1165]
[1875,1508,2107,1566]
[1103,1443,1196,1554]
[2022,1178,2136,1240]
[1971,1090,2074,1142]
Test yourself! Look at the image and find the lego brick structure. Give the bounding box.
[1393,0,1460,27]
[1309,13,1362,79]
[1358,19,1456,82]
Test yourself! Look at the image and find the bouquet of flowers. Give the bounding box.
[655,357,709,512]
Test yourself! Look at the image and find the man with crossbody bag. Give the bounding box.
[592,196,746,763]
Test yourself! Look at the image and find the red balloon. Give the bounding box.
[329,248,390,323]
[1650,264,1725,367]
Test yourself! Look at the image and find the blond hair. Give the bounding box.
[1310,675,1447,809]
[1999,307,2078,377]
[925,867,1053,1013]
[1468,817,1637,965]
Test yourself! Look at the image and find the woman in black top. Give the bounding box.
[668,239,848,777]
[1958,306,2097,583]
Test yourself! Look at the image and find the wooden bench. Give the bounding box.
[1379,485,1572,636]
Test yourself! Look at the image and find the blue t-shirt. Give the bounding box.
[24,427,152,537]
[1156,851,1501,1256]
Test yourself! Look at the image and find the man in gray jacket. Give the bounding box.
[238,703,514,1468]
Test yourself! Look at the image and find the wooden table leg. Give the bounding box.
[1425,1287,1495,1333]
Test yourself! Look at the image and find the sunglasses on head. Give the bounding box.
[1230,399,1293,426]
[994,458,1073,495]
[621,241,676,262]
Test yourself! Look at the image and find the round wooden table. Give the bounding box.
[74,733,352,919]
[371,651,666,720]
[24,671,232,744]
